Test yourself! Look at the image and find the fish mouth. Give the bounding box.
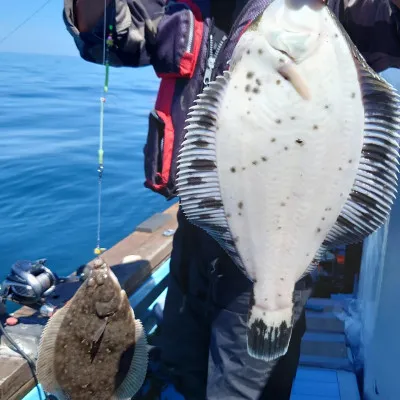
[285,0,326,11]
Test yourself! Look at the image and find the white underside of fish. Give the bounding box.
[176,0,400,362]
[217,8,364,318]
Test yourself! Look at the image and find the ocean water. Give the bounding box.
[1,52,400,290]
[0,52,171,282]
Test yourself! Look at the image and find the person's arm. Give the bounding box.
[63,0,165,67]
[328,0,400,72]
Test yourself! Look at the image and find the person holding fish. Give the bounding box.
[61,0,400,399]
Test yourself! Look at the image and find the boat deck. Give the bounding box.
[292,367,359,400]
[22,262,361,400]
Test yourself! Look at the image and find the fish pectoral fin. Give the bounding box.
[247,300,294,362]
[278,61,311,100]
[93,317,109,343]
[90,317,108,362]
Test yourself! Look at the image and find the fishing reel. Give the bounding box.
[0,259,62,308]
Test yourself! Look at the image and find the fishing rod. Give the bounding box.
[0,0,54,46]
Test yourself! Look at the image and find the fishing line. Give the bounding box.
[0,319,47,400]
[0,0,54,46]
[94,0,113,256]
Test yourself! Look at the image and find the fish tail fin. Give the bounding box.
[247,304,294,362]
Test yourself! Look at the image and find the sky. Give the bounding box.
[0,0,79,56]
[0,0,400,84]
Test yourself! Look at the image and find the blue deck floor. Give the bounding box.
[292,367,360,400]
[24,366,360,400]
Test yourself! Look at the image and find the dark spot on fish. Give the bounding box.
[238,201,244,209]
[275,119,282,124]
[261,156,268,162]
[325,207,332,211]
[263,311,266,316]
[247,110,250,115]
[276,79,281,85]
[348,159,353,163]
[242,166,246,171]
[252,160,258,166]
[248,97,252,101]
[280,202,286,207]
[325,105,329,109]
[247,49,251,55]
[334,33,338,38]
[255,78,262,86]
[278,294,282,297]
[351,92,356,98]
[339,167,342,171]
[322,217,325,221]
[246,71,254,79]
[291,116,296,120]
[199,198,223,209]
[295,139,304,146]
[306,253,310,257]
[252,87,260,94]
[213,225,229,234]
[226,212,231,218]
[316,228,321,233]
[271,138,276,142]
[234,85,238,89]
[193,139,209,148]
[234,236,239,243]
[200,213,211,219]
[313,124,318,130]
[230,167,236,173]
[258,49,263,55]
[280,277,285,281]
[279,58,284,63]
[191,159,216,171]
[187,177,203,185]
[245,84,251,92]
[238,212,242,216]
[340,193,344,197]
[277,226,282,230]
[284,146,289,151]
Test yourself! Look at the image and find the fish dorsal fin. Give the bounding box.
[176,71,246,272]
[36,304,71,400]
[324,8,400,247]
[114,317,148,400]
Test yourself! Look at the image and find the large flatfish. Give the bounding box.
[176,0,400,361]
[36,258,148,399]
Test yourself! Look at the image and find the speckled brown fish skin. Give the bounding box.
[53,259,138,400]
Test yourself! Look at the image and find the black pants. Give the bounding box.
[159,209,309,400]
